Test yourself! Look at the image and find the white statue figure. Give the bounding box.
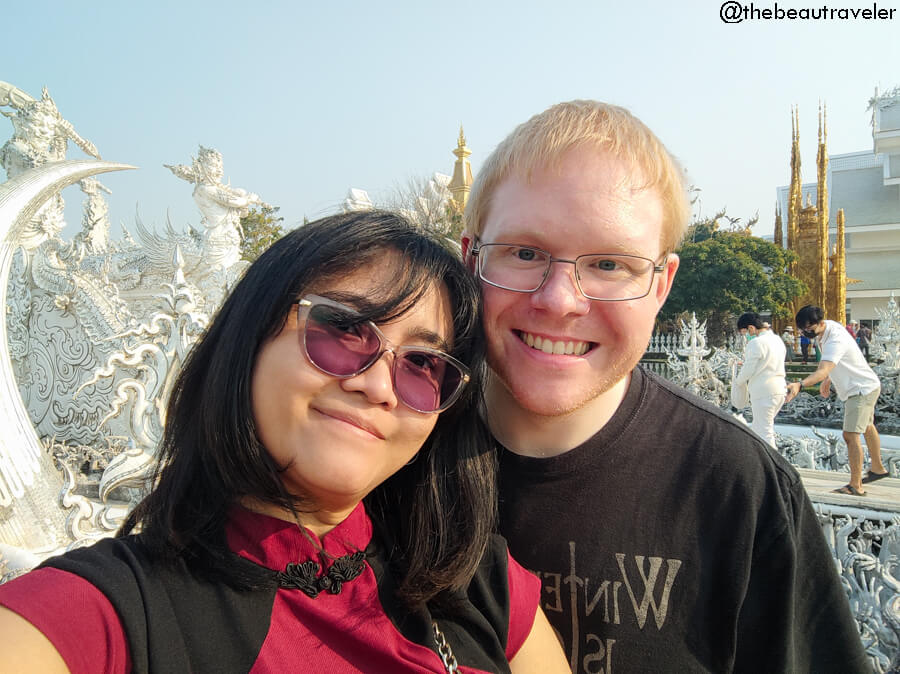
[75,177,112,255]
[165,146,270,269]
[0,83,100,248]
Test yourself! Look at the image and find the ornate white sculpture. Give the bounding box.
[872,293,900,375]
[663,313,734,407]
[1,82,100,249]
[165,146,270,270]
[821,508,900,672]
[75,177,112,255]
[0,159,134,559]
[0,87,271,571]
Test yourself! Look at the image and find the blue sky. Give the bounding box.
[5,1,900,238]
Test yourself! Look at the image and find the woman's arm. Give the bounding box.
[509,607,569,673]
[0,606,70,673]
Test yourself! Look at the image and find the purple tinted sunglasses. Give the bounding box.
[296,295,470,413]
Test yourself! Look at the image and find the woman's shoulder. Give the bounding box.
[41,535,155,586]
[39,535,278,673]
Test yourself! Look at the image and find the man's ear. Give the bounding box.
[654,253,679,307]
[461,232,475,270]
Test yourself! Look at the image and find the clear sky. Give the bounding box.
[5,0,900,239]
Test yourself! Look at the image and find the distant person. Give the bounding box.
[800,331,812,364]
[846,320,858,339]
[857,324,872,360]
[781,325,795,362]
[732,312,787,448]
[787,304,888,496]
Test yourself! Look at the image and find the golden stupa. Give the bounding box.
[782,104,848,324]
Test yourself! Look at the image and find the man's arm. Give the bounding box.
[785,360,835,402]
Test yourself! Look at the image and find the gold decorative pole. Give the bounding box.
[815,102,829,310]
[830,208,847,324]
[774,202,783,248]
[788,107,802,275]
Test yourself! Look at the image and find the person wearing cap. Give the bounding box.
[781,325,795,362]
[787,305,888,496]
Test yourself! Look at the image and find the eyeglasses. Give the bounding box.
[470,242,667,301]
[800,326,818,339]
[296,295,470,413]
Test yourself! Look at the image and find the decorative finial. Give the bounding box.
[818,101,822,143]
[458,125,466,147]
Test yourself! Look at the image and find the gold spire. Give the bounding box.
[788,104,847,322]
[827,208,846,323]
[774,202,783,248]
[448,125,473,213]
[787,106,801,266]
[815,101,829,309]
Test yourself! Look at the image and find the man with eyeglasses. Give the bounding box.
[462,101,867,672]
[786,304,887,496]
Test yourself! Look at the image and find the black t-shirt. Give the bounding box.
[499,366,868,673]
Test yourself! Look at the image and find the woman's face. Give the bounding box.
[250,258,453,517]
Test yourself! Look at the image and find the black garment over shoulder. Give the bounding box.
[40,527,520,673]
[499,365,869,674]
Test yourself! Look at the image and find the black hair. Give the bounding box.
[736,312,763,330]
[795,305,825,329]
[121,211,494,608]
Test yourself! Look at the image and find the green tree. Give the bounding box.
[240,205,285,262]
[660,211,806,344]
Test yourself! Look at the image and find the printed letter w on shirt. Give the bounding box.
[615,553,682,630]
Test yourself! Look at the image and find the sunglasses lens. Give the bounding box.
[395,352,463,412]
[305,305,380,375]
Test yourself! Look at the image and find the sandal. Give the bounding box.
[833,484,866,496]
[862,470,890,483]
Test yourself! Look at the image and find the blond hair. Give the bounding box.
[465,100,691,253]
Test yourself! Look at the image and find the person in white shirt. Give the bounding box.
[786,305,887,496]
[732,312,787,448]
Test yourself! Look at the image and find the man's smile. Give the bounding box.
[516,330,592,356]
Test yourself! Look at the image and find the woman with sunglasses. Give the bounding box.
[0,211,567,673]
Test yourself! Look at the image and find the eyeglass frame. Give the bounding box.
[469,240,669,302]
[294,295,471,413]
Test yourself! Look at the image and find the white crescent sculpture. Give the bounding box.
[0,160,134,511]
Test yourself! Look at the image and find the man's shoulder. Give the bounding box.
[637,367,799,476]
[823,320,851,343]
[639,367,753,438]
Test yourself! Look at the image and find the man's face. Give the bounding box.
[467,146,678,417]
[800,320,825,340]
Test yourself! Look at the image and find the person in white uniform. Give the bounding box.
[732,312,787,448]
[786,305,887,496]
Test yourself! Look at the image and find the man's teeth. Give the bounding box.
[521,332,589,356]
